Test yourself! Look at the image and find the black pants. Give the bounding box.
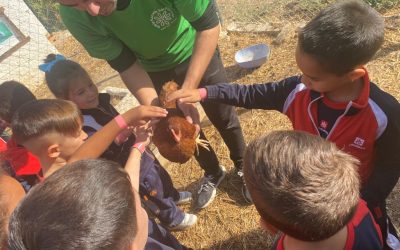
[148,49,246,176]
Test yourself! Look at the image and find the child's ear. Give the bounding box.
[47,144,61,158]
[347,68,366,82]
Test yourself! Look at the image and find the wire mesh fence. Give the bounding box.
[217,0,400,25]
[0,0,399,92]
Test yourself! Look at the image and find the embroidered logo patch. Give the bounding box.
[349,137,366,150]
[150,8,176,30]
[320,120,328,129]
[353,137,365,147]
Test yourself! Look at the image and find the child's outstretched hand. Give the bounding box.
[123,105,168,127]
[133,122,152,147]
[166,88,203,104]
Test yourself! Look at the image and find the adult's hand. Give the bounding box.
[177,101,201,136]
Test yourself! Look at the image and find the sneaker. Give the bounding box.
[237,170,253,204]
[195,166,226,209]
[168,213,198,231]
[175,191,192,205]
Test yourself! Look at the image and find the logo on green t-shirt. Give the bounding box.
[150,7,176,30]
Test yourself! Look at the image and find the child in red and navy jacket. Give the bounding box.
[168,1,400,248]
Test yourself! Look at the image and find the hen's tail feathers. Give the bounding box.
[195,133,210,155]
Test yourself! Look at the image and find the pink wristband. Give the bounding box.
[198,88,207,101]
[132,143,146,154]
[114,115,127,129]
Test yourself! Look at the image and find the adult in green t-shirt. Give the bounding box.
[57,0,249,208]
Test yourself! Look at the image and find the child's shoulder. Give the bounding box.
[369,81,400,116]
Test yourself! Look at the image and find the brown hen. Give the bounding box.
[153,81,208,163]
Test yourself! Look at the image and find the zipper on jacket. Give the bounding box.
[307,96,323,136]
[326,101,353,140]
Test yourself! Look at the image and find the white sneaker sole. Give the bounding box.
[168,214,198,231]
[175,194,193,205]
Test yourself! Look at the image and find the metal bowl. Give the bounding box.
[235,44,270,69]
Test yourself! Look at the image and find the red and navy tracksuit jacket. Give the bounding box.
[0,137,42,191]
[272,200,383,250]
[204,72,400,243]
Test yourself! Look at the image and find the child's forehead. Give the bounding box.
[69,75,94,88]
[296,49,336,77]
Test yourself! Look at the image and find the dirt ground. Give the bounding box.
[170,9,400,249]
[41,6,400,250]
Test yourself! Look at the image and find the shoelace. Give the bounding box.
[237,170,249,188]
[198,178,216,194]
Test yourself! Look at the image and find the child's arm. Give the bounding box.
[361,101,400,208]
[124,124,151,190]
[167,76,302,112]
[69,105,167,163]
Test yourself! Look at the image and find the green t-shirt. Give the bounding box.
[60,0,211,72]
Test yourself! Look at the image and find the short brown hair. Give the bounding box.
[244,130,360,241]
[11,99,82,144]
[8,159,137,250]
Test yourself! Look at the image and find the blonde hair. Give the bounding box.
[244,130,360,241]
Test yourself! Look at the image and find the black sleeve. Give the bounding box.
[107,44,137,73]
[190,0,220,31]
[204,75,302,112]
[361,85,400,207]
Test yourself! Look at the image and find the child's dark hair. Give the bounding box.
[11,99,82,144]
[8,159,137,250]
[244,130,360,241]
[0,81,36,123]
[44,54,91,99]
[298,0,384,75]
